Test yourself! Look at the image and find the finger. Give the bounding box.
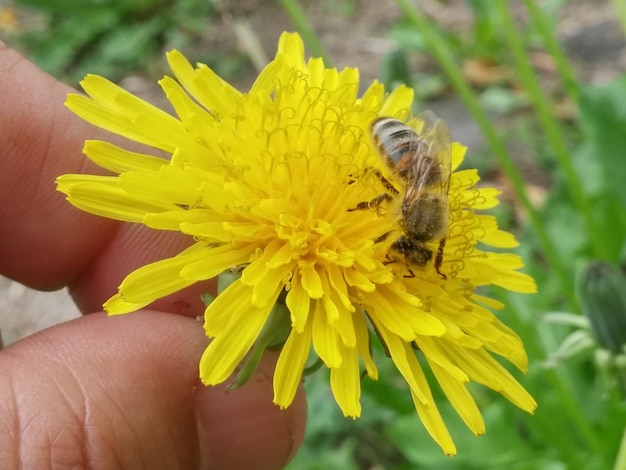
[0,41,114,289]
[67,223,216,317]
[195,353,307,468]
[0,310,306,470]
[0,43,214,315]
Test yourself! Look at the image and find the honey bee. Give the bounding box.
[351,111,452,278]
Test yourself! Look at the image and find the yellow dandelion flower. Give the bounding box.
[56,32,537,455]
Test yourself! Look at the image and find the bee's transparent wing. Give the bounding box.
[410,111,452,194]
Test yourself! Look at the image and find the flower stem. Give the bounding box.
[279,0,332,66]
[393,0,577,307]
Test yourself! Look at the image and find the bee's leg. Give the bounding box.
[346,167,381,185]
[434,238,447,280]
[348,167,400,195]
[374,231,393,243]
[370,169,400,196]
[382,247,414,277]
[404,269,416,279]
[382,251,399,265]
[347,192,393,212]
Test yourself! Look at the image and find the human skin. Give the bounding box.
[0,41,307,470]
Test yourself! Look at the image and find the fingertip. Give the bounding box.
[0,44,117,289]
[194,354,307,470]
[0,310,307,469]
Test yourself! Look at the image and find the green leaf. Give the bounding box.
[96,19,163,64]
[381,48,413,90]
[578,78,626,208]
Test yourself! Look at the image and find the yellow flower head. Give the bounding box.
[57,32,537,455]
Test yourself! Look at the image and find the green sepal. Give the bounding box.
[218,270,242,294]
[202,270,242,307]
[227,301,292,391]
[201,292,215,306]
[302,357,324,377]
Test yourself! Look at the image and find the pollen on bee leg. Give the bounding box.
[434,238,447,280]
[347,201,372,212]
[374,231,393,244]
[347,192,393,212]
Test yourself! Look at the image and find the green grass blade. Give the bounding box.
[279,0,332,66]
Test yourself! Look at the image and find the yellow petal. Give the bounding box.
[274,323,312,408]
[108,243,207,306]
[200,292,276,384]
[285,272,312,332]
[83,140,167,174]
[330,342,361,418]
[312,300,342,368]
[429,361,485,436]
[300,263,324,299]
[410,390,457,456]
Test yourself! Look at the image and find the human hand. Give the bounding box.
[0,42,306,470]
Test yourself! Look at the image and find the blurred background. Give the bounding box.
[2,0,626,468]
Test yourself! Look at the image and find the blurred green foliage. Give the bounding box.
[12,0,219,83]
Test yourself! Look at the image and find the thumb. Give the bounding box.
[0,311,307,469]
